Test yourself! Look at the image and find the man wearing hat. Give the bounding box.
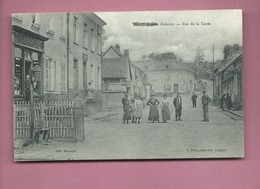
[173,92,182,121]
[202,90,211,122]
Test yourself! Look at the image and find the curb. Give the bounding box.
[224,109,243,118]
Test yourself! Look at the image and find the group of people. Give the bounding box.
[122,90,211,124]
[220,93,232,111]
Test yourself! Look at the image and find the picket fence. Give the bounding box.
[14,100,77,141]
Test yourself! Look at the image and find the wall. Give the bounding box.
[146,69,194,95]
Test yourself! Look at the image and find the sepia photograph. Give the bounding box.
[12,10,244,161]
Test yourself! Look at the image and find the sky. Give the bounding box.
[96,10,242,63]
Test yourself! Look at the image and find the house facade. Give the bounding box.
[102,45,152,108]
[133,59,195,96]
[12,12,106,115]
[214,45,243,110]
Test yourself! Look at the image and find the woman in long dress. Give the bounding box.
[147,95,160,123]
[122,94,131,124]
[133,96,143,123]
[161,95,171,123]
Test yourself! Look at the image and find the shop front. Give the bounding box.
[12,25,48,101]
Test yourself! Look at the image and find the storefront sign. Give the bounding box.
[14,32,43,51]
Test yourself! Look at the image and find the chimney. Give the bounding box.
[115,44,120,52]
[124,50,129,58]
[233,44,239,51]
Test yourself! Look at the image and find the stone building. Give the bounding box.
[12,12,106,115]
[213,45,243,110]
[132,59,195,96]
[102,45,152,108]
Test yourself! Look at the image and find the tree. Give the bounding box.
[223,45,233,60]
[194,47,205,80]
[148,52,177,61]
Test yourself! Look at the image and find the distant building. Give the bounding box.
[133,59,195,96]
[102,45,152,108]
[12,12,106,115]
[214,44,243,110]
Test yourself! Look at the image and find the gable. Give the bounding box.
[103,47,122,58]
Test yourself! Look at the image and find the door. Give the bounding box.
[173,84,179,93]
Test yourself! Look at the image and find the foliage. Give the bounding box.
[147,52,177,61]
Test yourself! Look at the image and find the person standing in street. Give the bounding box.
[161,95,171,123]
[173,92,182,121]
[220,93,226,111]
[122,93,131,124]
[191,93,198,108]
[147,94,160,123]
[133,96,143,123]
[202,90,211,122]
[226,93,232,110]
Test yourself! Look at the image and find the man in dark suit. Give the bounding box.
[173,92,182,121]
[202,90,211,122]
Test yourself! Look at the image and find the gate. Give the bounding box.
[14,100,84,142]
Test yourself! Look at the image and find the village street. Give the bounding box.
[14,94,244,161]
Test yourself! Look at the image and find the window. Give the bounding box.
[60,62,66,90]
[166,65,169,68]
[164,84,171,91]
[45,58,57,91]
[97,26,101,54]
[53,60,57,91]
[97,67,101,89]
[32,13,40,29]
[14,47,22,95]
[45,58,52,90]
[47,15,54,32]
[60,13,66,37]
[73,17,79,43]
[73,59,79,90]
[83,62,87,88]
[166,73,170,80]
[84,23,88,48]
[90,64,94,86]
[91,28,95,52]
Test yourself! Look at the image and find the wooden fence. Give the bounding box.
[14,100,82,141]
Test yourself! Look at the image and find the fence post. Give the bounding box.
[73,98,85,142]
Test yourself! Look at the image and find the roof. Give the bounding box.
[102,46,125,58]
[216,53,242,74]
[132,59,195,73]
[84,12,106,26]
[102,58,128,78]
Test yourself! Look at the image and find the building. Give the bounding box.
[102,44,152,108]
[12,12,106,115]
[213,45,243,110]
[133,59,195,96]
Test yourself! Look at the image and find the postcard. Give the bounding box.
[13,10,244,161]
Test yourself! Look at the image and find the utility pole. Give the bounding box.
[212,44,215,98]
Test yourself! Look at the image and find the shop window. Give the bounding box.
[14,47,22,95]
